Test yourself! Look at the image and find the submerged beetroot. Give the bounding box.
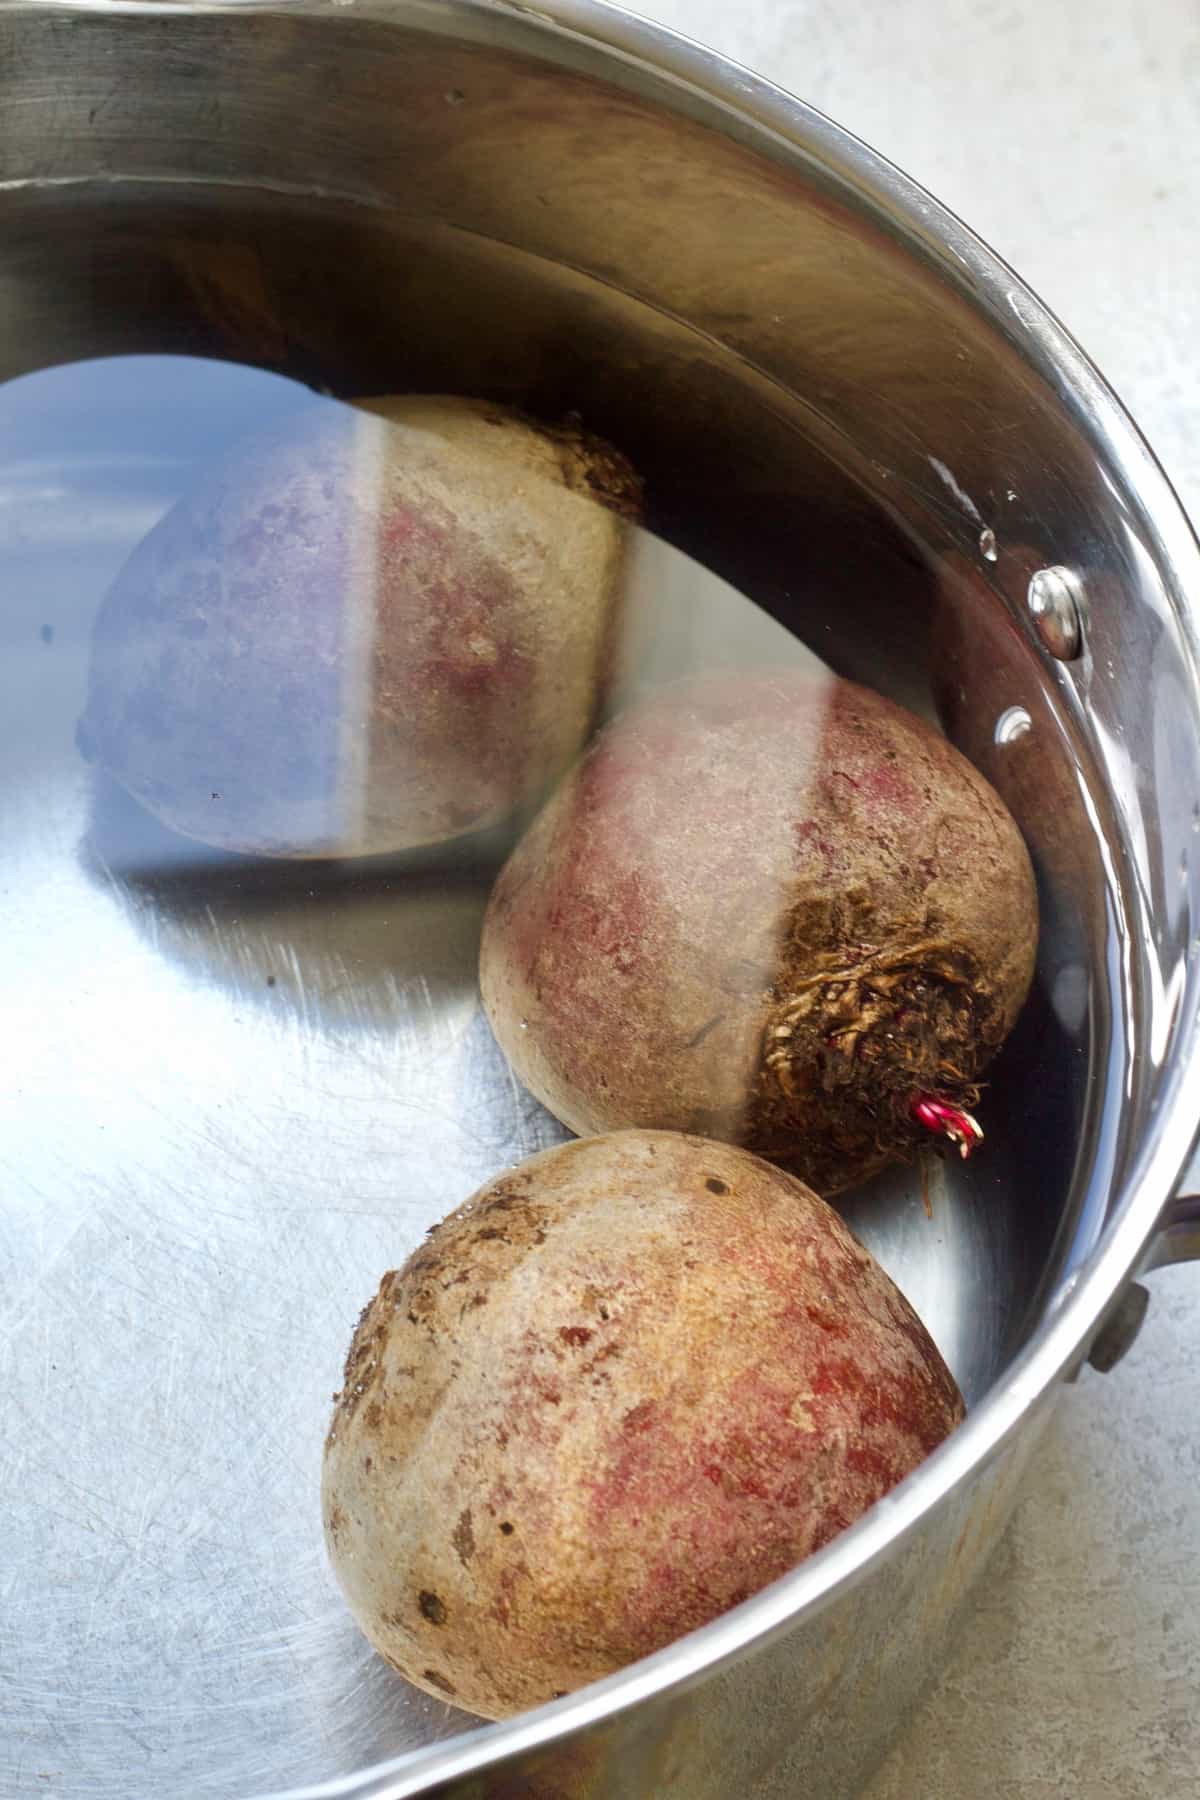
[79,394,639,859]
[322,1131,965,1718]
[480,671,1038,1194]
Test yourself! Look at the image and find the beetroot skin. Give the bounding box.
[78,395,640,859]
[321,1130,965,1718]
[480,671,1038,1194]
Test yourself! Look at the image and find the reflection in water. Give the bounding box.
[82,771,498,1041]
[77,390,640,859]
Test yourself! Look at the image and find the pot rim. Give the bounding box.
[28,2,1200,1792]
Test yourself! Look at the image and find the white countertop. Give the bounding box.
[633,2,1200,1793]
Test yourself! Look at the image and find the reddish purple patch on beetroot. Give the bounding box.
[863,759,919,811]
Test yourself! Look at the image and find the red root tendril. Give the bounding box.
[910,1095,984,1160]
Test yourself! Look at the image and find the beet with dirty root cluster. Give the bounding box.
[481,669,1039,1194]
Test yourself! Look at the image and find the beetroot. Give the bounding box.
[480,671,1038,1194]
[78,395,640,859]
[322,1130,964,1718]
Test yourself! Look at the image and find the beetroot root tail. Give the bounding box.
[910,1095,984,1159]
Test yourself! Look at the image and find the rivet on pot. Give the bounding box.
[1027,565,1085,659]
[994,704,1032,746]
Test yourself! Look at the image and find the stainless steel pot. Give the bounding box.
[2,3,1199,1798]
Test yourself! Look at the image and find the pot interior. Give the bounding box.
[1,6,1182,1798]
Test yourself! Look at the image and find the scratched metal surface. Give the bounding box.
[0,349,1067,1799]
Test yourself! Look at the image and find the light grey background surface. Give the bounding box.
[632,2,1200,1796]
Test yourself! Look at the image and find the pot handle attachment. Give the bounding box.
[1146,1174,1200,1272]
[1086,1152,1200,1373]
